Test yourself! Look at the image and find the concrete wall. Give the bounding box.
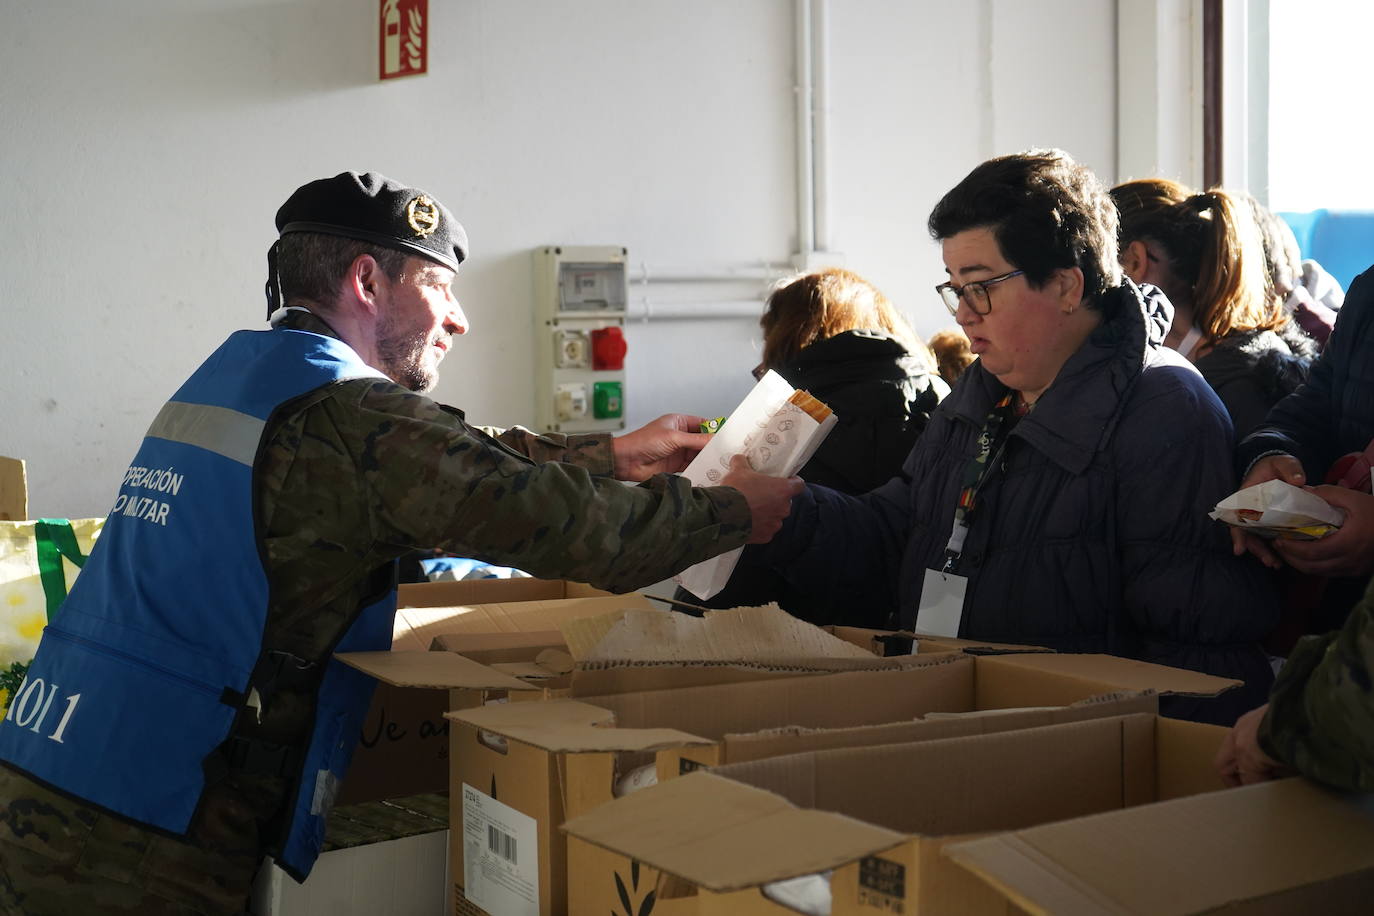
[1,0,1119,518]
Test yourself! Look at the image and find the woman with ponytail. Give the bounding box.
[1112,180,1316,438]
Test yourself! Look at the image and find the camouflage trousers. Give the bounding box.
[0,768,260,915]
[0,841,228,915]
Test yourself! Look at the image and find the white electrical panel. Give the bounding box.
[533,246,629,434]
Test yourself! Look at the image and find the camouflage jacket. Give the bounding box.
[0,310,749,912]
[1261,577,1374,792]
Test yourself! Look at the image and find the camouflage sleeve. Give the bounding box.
[339,382,750,592]
[478,424,614,473]
[1259,586,1374,792]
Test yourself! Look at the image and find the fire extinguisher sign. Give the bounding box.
[379,0,428,81]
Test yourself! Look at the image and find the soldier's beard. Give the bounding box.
[376,320,438,393]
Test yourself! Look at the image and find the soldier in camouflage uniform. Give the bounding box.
[0,172,802,914]
[1215,580,1374,792]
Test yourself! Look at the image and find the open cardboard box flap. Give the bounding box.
[563,714,1218,892]
[715,689,1161,763]
[396,576,612,608]
[335,649,536,692]
[394,593,653,641]
[944,778,1374,915]
[561,769,906,890]
[913,633,1056,654]
[446,697,715,753]
[978,652,1240,699]
[562,604,878,662]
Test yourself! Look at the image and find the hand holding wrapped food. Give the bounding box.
[1209,479,1345,540]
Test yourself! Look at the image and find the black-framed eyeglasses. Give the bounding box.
[935,269,1025,317]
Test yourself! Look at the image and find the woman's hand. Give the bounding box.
[1231,454,1306,568]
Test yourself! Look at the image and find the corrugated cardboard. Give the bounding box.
[562,608,941,696]
[563,605,878,662]
[563,713,1228,915]
[944,778,1374,914]
[448,652,1236,915]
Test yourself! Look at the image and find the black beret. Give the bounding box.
[275,171,468,272]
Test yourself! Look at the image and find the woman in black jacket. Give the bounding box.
[686,268,947,619]
[756,268,948,493]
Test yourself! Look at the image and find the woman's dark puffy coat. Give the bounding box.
[686,330,945,618]
[777,330,947,493]
[757,281,1278,724]
[1194,323,1316,440]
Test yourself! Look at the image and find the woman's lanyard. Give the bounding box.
[942,392,1019,575]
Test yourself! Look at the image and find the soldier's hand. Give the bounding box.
[1273,485,1374,577]
[721,454,804,544]
[612,414,711,481]
[1231,454,1306,569]
[1214,704,1291,787]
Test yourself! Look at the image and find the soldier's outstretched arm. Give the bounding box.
[351,383,751,592]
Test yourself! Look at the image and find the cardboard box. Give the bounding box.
[252,794,449,916]
[337,578,635,805]
[445,652,1236,915]
[563,712,1229,915]
[944,777,1374,914]
[339,603,941,804]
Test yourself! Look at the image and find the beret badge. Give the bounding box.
[407,195,440,238]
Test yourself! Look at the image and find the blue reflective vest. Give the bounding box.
[0,327,397,880]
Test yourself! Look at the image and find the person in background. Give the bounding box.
[738,150,1276,724]
[1233,264,1374,640]
[928,327,975,387]
[1214,576,1374,792]
[0,171,801,915]
[685,268,947,620]
[1244,194,1337,349]
[1112,179,1316,439]
[754,267,948,494]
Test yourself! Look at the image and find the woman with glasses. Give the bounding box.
[746,149,1277,724]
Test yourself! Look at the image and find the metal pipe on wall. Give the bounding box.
[810,0,831,253]
[627,300,764,321]
[794,0,815,257]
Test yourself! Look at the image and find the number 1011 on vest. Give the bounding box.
[4,677,80,743]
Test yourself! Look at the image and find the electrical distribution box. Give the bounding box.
[534,246,629,433]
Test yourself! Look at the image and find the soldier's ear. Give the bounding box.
[347,254,386,317]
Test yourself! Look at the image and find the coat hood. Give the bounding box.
[943,280,1184,475]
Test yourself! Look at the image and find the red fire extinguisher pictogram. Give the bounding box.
[379,0,428,81]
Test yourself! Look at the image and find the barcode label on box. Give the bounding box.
[462,783,539,916]
[487,824,517,864]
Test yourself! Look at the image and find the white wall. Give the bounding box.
[0,0,1120,519]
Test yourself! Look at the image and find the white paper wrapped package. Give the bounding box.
[1209,478,1345,540]
[675,370,836,599]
